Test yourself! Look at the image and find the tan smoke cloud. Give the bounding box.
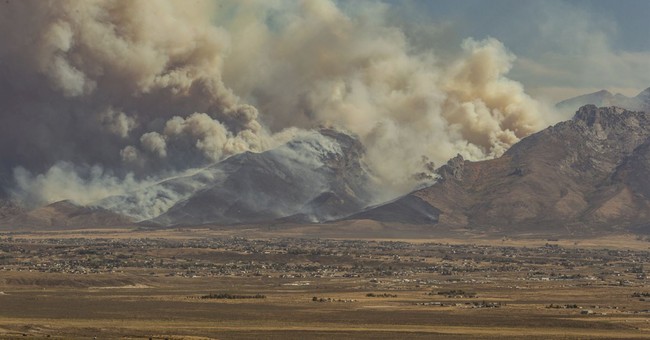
[99,108,137,139]
[442,38,547,158]
[0,0,265,158]
[12,163,147,207]
[220,0,550,193]
[120,146,140,164]
[162,112,267,161]
[140,132,167,158]
[0,0,271,206]
[1,0,553,207]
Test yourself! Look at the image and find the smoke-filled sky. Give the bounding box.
[385,0,650,101]
[1,0,648,209]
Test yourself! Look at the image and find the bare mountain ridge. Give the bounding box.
[97,128,377,227]
[0,200,133,230]
[556,87,650,114]
[355,105,650,235]
[3,105,650,235]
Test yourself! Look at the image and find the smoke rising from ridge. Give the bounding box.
[216,1,551,192]
[0,0,552,209]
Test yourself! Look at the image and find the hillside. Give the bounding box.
[353,105,650,235]
[0,200,133,230]
[4,105,650,235]
[97,129,377,226]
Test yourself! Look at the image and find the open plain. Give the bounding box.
[1,226,649,339]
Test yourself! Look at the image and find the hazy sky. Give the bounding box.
[380,0,650,101]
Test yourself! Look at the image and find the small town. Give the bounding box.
[1,234,647,294]
[1,232,650,338]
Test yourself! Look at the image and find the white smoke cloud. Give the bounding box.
[97,167,224,222]
[1,0,553,211]
[11,162,147,207]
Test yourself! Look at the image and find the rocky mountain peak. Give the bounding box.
[437,154,465,181]
[572,105,649,132]
[573,105,620,126]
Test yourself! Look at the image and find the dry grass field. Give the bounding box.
[1,226,649,339]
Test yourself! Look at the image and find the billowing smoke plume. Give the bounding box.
[0,0,552,208]
[218,1,550,192]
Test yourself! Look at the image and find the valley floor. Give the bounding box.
[0,226,649,339]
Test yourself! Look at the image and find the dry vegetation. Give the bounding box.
[0,227,649,339]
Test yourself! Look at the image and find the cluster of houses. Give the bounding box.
[0,236,646,290]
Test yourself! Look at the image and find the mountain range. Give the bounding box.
[360,105,650,235]
[556,87,650,114]
[2,89,650,236]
